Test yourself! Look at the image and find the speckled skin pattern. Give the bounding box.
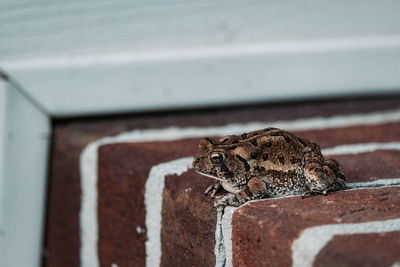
[192,128,346,207]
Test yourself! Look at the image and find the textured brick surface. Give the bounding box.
[97,140,200,267]
[95,122,400,267]
[334,150,400,182]
[296,122,400,149]
[162,170,217,267]
[44,96,400,266]
[313,232,400,267]
[232,187,400,267]
[97,141,222,267]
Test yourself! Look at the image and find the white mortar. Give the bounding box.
[144,157,192,267]
[292,218,400,267]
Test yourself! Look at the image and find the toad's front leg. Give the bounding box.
[204,182,222,198]
[234,177,268,204]
[216,177,267,207]
[214,193,237,207]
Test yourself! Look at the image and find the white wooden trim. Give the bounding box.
[4,36,400,117]
[2,0,400,116]
[0,80,7,229]
[2,0,400,62]
[0,78,50,267]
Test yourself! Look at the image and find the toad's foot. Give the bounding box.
[214,193,239,207]
[204,182,221,198]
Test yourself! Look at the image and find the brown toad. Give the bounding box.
[192,128,345,207]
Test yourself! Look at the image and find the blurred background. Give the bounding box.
[1,1,400,267]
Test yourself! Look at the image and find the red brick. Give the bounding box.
[92,124,400,267]
[95,125,400,266]
[161,170,217,267]
[96,137,400,266]
[334,150,400,182]
[295,122,400,148]
[313,232,400,267]
[45,96,400,266]
[97,139,199,267]
[232,187,400,267]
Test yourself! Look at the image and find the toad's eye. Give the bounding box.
[209,152,225,164]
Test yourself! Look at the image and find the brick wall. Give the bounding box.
[45,96,400,267]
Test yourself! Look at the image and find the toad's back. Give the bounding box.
[214,128,309,172]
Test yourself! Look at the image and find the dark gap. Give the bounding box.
[52,92,400,123]
[41,120,56,267]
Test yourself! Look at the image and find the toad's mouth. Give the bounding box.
[194,170,226,181]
